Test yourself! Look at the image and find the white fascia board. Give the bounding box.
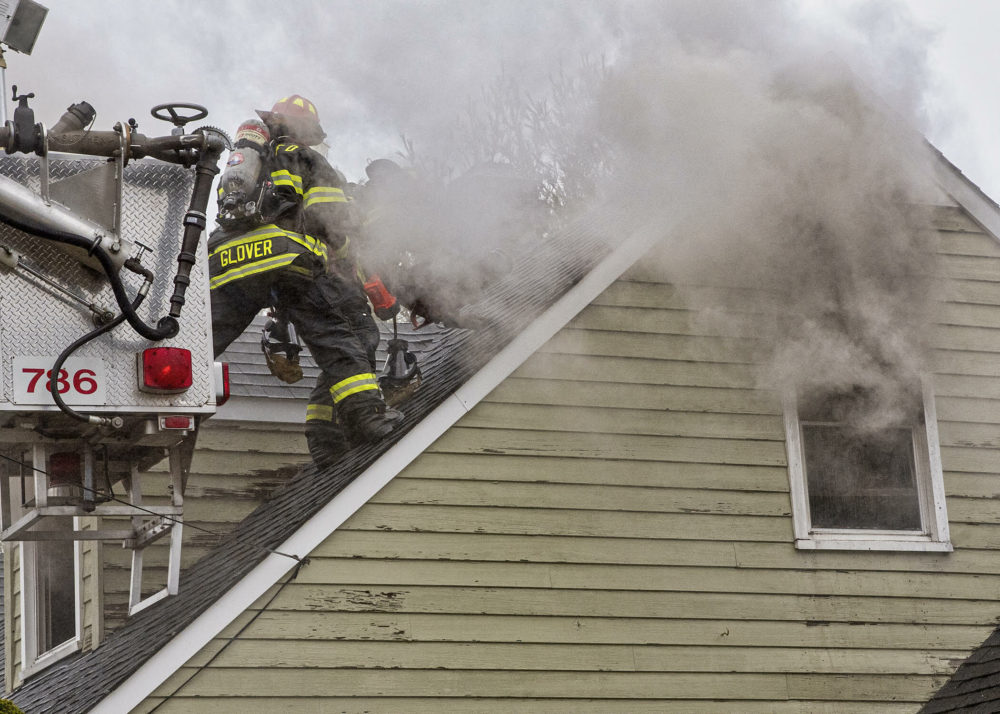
[93,222,669,713]
[933,153,1000,243]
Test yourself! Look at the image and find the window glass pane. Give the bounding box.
[802,424,921,531]
[35,521,76,652]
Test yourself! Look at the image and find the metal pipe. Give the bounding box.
[0,171,128,270]
[11,255,113,318]
[0,66,7,126]
[43,128,222,164]
[45,129,125,157]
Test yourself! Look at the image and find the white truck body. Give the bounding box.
[0,153,216,437]
[0,128,226,614]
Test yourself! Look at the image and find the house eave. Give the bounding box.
[932,145,1000,242]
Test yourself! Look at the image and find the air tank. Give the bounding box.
[217,117,270,227]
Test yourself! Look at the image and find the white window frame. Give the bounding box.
[19,516,84,677]
[782,378,951,552]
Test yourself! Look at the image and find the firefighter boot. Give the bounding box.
[304,420,350,470]
[339,392,404,444]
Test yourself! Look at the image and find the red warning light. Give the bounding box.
[49,451,82,486]
[139,348,192,393]
[216,361,230,407]
[159,415,194,430]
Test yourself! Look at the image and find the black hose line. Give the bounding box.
[47,257,154,426]
[168,150,222,318]
[0,212,179,340]
[49,298,139,427]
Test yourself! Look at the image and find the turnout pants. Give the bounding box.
[212,265,382,464]
[301,273,381,465]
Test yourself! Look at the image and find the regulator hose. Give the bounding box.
[0,212,179,340]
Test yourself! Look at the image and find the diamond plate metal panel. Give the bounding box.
[0,154,214,415]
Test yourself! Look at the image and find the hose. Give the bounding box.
[46,256,152,427]
[48,301,137,428]
[0,211,179,340]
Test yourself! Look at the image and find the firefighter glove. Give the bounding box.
[408,299,437,329]
[374,301,400,321]
[264,351,304,384]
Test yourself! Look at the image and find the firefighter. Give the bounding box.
[353,158,441,326]
[299,160,416,468]
[210,94,403,445]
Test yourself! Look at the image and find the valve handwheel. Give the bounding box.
[150,103,208,128]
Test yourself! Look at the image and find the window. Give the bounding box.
[782,380,951,551]
[12,460,83,675]
[22,520,81,672]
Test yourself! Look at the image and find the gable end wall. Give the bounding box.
[137,205,1000,712]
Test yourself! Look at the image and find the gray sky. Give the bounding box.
[805,0,1000,202]
[909,0,1000,202]
[1,0,997,198]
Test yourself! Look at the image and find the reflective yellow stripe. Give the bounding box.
[335,382,380,402]
[271,169,303,194]
[332,373,378,390]
[286,264,314,277]
[209,253,300,290]
[306,404,334,422]
[305,186,347,207]
[330,373,379,403]
[211,226,328,261]
[289,233,328,260]
[210,227,286,258]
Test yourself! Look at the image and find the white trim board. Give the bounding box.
[93,220,669,714]
[933,149,1000,242]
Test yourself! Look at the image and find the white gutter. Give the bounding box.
[94,220,668,713]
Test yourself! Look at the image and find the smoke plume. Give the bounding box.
[11,0,949,423]
[587,2,941,427]
[350,0,944,429]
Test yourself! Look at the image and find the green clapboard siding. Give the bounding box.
[141,210,1000,712]
[137,697,919,714]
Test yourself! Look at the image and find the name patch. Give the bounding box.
[219,238,273,268]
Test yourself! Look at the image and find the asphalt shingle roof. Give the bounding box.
[220,312,452,401]
[922,631,1000,713]
[8,215,614,712]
